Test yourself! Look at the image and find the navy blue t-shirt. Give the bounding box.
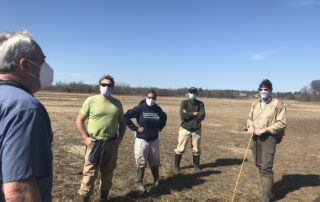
[0,83,53,201]
[125,102,167,141]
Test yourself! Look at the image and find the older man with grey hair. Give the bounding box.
[0,30,54,201]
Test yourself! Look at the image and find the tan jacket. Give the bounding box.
[247,98,287,135]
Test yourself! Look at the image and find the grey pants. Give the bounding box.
[251,133,277,179]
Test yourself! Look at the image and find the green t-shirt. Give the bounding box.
[80,95,124,140]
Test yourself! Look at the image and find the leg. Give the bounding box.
[78,145,99,198]
[191,130,201,172]
[173,127,190,172]
[260,135,277,202]
[99,141,119,200]
[149,139,160,187]
[134,138,148,192]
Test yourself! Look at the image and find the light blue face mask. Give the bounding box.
[188,93,196,100]
[259,90,271,100]
[100,86,112,96]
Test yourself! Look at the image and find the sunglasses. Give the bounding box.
[259,88,269,91]
[100,83,112,87]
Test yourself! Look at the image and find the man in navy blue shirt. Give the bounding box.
[0,30,54,201]
[125,90,167,193]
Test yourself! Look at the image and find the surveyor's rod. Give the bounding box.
[231,134,253,202]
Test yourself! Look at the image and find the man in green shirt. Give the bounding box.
[173,87,205,173]
[76,75,126,202]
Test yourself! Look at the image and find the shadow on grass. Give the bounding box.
[108,170,221,201]
[272,174,320,201]
[180,158,247,170]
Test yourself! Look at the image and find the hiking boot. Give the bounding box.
[261,176,273,202]
[193,155,201,173]
[79,195,89,202]
[151,166,160,188]
[100,189,109,202]
[173,154,182,173]
[136,167,147,193]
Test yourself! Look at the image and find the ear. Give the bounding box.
[19,58,29,71]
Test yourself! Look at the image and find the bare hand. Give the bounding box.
[182,109,187,113]
[254,128,267,136]
[138,127,144,133]
[247,126,255,135]
[84,136,95,146]
[193,112,199,116]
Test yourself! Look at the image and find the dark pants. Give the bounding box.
[251,133,277,179]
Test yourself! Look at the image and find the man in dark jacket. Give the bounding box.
[125,90,167,192]
[173,87,205,173]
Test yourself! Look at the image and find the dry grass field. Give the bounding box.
[35,92,320,202]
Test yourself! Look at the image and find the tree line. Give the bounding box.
[44,80,320,102]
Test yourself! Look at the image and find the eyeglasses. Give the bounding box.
[100,83,112,87]
[259,88,269,91]
[147,96,156,100]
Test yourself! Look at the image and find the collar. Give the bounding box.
[0,80,31,94]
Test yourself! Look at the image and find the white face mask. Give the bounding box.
[259,90,271,100]
[146,98,155,106]
[188,93,196,100]
[27,60,54,89]
[100,86,112,96]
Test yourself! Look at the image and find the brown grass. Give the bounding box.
[35,92,320,202]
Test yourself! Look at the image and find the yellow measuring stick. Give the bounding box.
[231,134,253,202]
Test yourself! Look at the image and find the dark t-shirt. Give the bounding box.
[0,83,53,201]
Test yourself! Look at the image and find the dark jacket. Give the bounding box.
[180,99,205,131]
[125,102,167,141]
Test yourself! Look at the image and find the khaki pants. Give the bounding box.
[78,141,119,196]
[134,138,160,168]
[174,127,201,156]
[251,134,277,179]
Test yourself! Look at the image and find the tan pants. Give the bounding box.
[134,138,160,168]
[174,127,201,156]
[78,141,119,196]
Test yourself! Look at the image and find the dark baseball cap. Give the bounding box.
[188,87,198,94]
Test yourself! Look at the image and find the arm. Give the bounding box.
[75,114,94,146]
[3,178,41,202]
[124,106,141,132]
[247,103,255,134]
[180,101,193,120]
[159,109,167,131]
[196,102,205,121]
[117,114,126,144]
[266,103,287,134]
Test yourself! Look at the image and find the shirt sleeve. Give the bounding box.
[79,97,91,116]
[196,102,205,121]
[1,108,52,183]
[180,101,193,120]
[124,105,141,131]
[266,103,287,134]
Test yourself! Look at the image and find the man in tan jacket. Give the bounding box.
[247,79,287,202]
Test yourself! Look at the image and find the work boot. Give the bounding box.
[79,195,89,202]
[261,176,273,202]
[173,154,182,173]
[193,155,201,173]
[136,167,147,193]
[151,166,160,188]
[100,189,109,202]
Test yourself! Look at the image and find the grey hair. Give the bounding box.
[0,30,37,73]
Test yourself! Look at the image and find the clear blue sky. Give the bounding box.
[1,0,320,92]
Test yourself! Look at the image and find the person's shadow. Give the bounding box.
[272,174,320,201]
[180,158,246,170]
[108,158,247,201]
[108,170,221,201]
